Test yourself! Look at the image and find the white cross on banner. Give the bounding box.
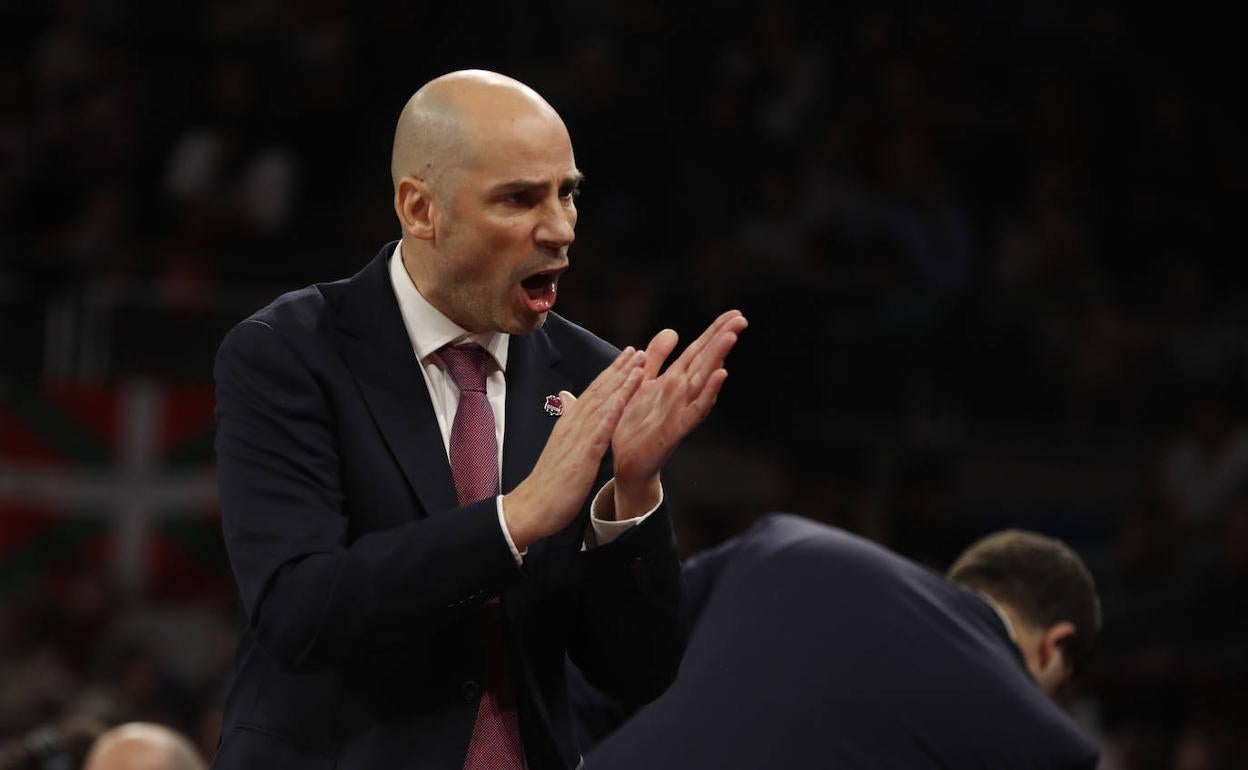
[0,382,224,598]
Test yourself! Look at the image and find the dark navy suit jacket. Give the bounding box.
[585,514,1099,770]
[210,244,683,769]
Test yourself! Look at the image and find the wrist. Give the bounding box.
[612,475,661,521]
[501,490,540,551]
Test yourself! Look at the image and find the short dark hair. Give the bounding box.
[947,530,1101,667]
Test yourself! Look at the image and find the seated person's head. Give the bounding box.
[948,530,1101,696]
[82,723,206,770]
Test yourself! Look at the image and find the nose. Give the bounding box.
[534,199,576,251]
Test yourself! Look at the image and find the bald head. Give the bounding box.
[83,723,206,770]
[390,69,563,196]
[390,69,579,333]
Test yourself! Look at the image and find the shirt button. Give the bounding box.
[462,680,481,701]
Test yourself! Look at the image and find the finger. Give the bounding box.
[578,346,635,404]
[690,316,747,373]
[686,325,745,397]
[562,351,624,429]
[667,312,733,376]
[686,334,730,398]
[581,367,644,452]
[533,351,640,483]
[555,389,577,417]
[603,367,645,434]
[642,329,679,379]
[685,368,729,425]
[683,314,747,390]
[576,348,645,422]
[667,310,743,377]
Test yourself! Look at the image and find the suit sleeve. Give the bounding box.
[215,319,524,672]
[565,525,740,748]
[565,479,685,707]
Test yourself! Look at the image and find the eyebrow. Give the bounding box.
[489,172,585,196]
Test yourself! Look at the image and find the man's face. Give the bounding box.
[428,111,581,334]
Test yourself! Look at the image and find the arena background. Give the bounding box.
[1,2,1245,767]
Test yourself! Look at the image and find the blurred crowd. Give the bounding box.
[2,1,1245,768]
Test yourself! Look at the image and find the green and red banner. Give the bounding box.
[0,383,232,602]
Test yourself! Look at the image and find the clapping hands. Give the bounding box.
[503,310,747,547]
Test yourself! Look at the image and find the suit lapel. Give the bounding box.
[501,328,562,496]
[335,246,459,517]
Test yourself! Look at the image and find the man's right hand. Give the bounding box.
[502,346,646,551]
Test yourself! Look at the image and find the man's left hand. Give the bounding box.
[607,310,748,520]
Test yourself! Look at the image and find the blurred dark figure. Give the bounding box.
[72,640,177,730]
[1094,495,1248,770]
[0,715,104,770]
[1168,695,1248,770]
[82,722,206,770]
[582,514,1101,769]
[884,451,970,568]
[1159,393,1248,543]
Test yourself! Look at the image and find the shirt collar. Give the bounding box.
[977,592,1018,643]
[388,242,509,371]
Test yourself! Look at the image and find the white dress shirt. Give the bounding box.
[388,244,656,563]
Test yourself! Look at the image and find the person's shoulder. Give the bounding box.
[748,512,831,540]
[260,265,364,326]
[228,250,385,346]
[221,281,334,355]
[213,284,332,375]
[745,513,885,560]
[216,259,374,367]
[726,513,947,599]
[251,283,331,328]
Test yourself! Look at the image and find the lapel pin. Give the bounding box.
[543,394,564,417]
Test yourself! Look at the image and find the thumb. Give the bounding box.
[558,390,577,412]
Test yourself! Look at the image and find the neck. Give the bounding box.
[398,238,475,331]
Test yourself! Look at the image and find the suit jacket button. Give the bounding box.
[462,680,481,701]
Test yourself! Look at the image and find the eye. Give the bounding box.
[503,190,536,207]
[560,186,581,201]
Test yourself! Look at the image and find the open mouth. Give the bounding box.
[519,267,564,313]
[521,271,558,293]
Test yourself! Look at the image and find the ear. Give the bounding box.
[394,176,437,241]
[1035,621,1077,696]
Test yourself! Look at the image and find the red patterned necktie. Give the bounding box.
[439,345,525,770]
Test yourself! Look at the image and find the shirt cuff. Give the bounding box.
[496,495,527,565]
[583,478,663,549]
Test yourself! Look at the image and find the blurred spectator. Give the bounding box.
[1159,395,1248,537]
[0,715,104,770]
[161,60,299,240]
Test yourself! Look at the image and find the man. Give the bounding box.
[585,514,1102,769]
[211,70,747,769]
[83,723,207,770]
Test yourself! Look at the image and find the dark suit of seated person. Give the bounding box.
[581,514,1102,769]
